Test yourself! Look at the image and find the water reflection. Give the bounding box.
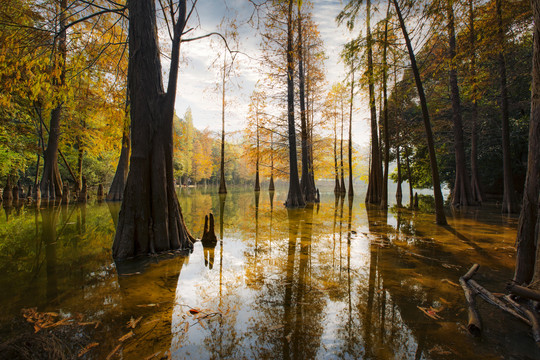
[0,190,539,359]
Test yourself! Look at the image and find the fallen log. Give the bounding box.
[504,295,540,344]
[459,276,482,336]
[468,279,530,325]
[506,283,540,303]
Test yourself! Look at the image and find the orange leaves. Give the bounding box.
[417,305,445,320]
[21,308,73,333]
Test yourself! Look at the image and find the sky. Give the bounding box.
[170,0,371,146]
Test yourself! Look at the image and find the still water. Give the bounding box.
[0,187,537,359]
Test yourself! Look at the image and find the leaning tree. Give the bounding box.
[112,0,194,259]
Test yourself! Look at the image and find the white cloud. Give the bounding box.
[168,0,372,146]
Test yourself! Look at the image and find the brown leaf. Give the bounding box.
[119,331,134,342]
[188,308,200,315]
[417,306,442,320]
[144,351,161,360]
[127,316,143,329]
[441,279,460,287]
[184,322,189,333]
[78,342,99,357]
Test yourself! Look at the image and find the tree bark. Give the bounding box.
[113,0,193,259]
[365,0,382,204]
[447,0,474,207]
[255,109,260,192]
[396,145,403,207]
[393,0,447,225]
[340,96,346,195]
[497,0,519,214]
[285,0,305,208]
[334,110,341,195]
[405,145,414,209]
[515,0,540,285]
[269,132,275,191]
[107,113,130,201]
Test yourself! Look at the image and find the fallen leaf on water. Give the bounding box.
[188,308,200,315]
[127,316,143,329]
[106,344,121,360]
[78,342,99,357]
[442,263,460,270]
[439,297,451,305]
[441,279,460,287]
[143,319,160,326]
[417,306,442,320]
[184,322,189,333]
[119,331,134,342]
[198,319,206,329]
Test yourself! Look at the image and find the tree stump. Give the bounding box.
[78,177,87,203]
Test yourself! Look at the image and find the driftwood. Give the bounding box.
[506,283,540,302]
[459,264,481,336]
[460,263,540,346]
[504,295,540,344]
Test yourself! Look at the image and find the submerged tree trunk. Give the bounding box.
[393,0,447,225]
[365,0,382,205]
[40,0,66,199]
[448,0,474,207]
[468,0,483,203]
[219,53,227,194]
[113,0,193,259]
[497,0,518,214]
[108,113,130,201]
[340,97,346,195]
[514,0,540,286]
[285,0,305,208]
[269,132,275,191]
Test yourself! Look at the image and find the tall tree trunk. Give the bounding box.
[298,6,317,203]
[380,5,390,209]
[405,146,414,209]
[469,0,483,203]
[76,135,83,192]
[340,98,346,195]
[269,132,275,191]
[514,0,540,285]
[334,113,341,194]
[496,0,518,214]
[448,0,474,207]
[255,110,260,192]
[348,60,355,198]
[219,53,227,194]
[285,0,305,208]
[40,0,66,199]
[366,0,382,204]
[393,0,447,225]
[108,113,130,201]
[396,145,403,207]
[113,0,193,259]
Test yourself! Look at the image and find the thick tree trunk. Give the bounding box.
[393,0,447,225]
[219,54,227,194]
[298,6,317,203]
[496,0,518,214]
[285,0,305,208]
[107,114,130,201]
[366,0,382,205]
[113,0,193,259]
[469,0,483,204]
[40,0,66,200]
[515,0,540,285]
[448,0,474,207]
[380,7,390,209]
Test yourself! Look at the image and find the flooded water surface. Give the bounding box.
[0,188,538,359]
